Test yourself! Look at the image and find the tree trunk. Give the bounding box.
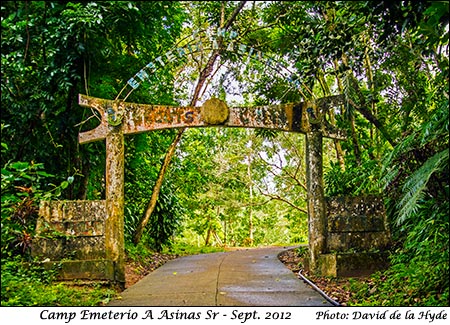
[133,128,185,244]
[364,45,379,160]
[132,1,247,245]
[205,214,212,246]
[351,98,395,148]
[76,157,90,200]
[333,59,361,165]
[340,55,396,148]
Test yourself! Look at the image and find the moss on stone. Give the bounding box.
[201,98,229,124]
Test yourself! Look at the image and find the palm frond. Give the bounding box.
[380,165,400,191]
[379,133,416,189]
[396,148,449,225]
[420,99,449,146]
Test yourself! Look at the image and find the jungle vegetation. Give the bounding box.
[1,1,448,306]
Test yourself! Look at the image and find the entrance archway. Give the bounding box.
[31,27,390,286]
[77,93,346,284]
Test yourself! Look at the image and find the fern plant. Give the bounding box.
[396,148,448,225]
[380,101,449,227]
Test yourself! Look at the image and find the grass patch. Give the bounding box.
[1,258,118,306]
[165,242,226,255]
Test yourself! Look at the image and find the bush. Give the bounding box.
[1,156,74,258]
[347,200,449,306]
[1,257,118,306]
[324,159,381,197]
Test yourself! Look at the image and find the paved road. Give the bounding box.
[108,246,332,306]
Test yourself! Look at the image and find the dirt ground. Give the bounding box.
[277,248,353,305]
[125,252,179,288]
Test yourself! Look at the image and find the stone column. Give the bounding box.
[305,130,327,274]
[105,125,125,287]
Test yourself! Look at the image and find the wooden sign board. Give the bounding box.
[78,94,346,144]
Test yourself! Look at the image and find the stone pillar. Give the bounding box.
[305,130,327,274]
[105,125,125,287]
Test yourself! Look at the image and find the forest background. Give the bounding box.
[1,1,448,306]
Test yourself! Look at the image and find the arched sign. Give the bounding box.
[116,27,308,102]
[78,94,346,144]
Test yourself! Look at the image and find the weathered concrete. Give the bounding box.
[42,259,115,280]
[31,200,115,280]
[317,252,390,277]
[77,94,346,144]
[105,125,126,286]
[33,200,106,259]
[108,247,332,306]
[317,195,391,277]
[326,195,390,251]
[305,130,327,274]
[32,94,348,283]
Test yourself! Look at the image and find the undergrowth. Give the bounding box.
[1,258,117,306]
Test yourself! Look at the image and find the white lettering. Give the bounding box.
[127,78,139,89]
[155,56,165,66]
[212,39,219,50]
[165,51,176,63]
[136,69,149,82]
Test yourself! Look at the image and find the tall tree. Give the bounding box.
[133,1,247,245]
[1,1,185,199]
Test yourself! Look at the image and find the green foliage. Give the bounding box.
[381,103,449,227]
[125,241,159,262]
[167,242,225,256]
[324,159,381,197]
[174,128,309,247]
[348,230,449,306]
[145,188,183,252]
[347,197,448,306]
[2,4,187,307]
[1,258,116,306]
[344,0,448,305]
[1,153,75,258]
[396,148,448,224]
[350,208,448,306]
[295,245,309,257]
[1,1,186,199]
[124,132,184,251]
[262,0,449,306]
[284,211,308,244]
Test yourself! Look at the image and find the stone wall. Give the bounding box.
[32,196,391,280]
[31,200,114,281]
[317,195,391,277]
[326,195,390,252]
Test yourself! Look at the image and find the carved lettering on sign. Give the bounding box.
[78,94,346,144]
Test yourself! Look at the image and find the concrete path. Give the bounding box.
[108,246,332,306]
